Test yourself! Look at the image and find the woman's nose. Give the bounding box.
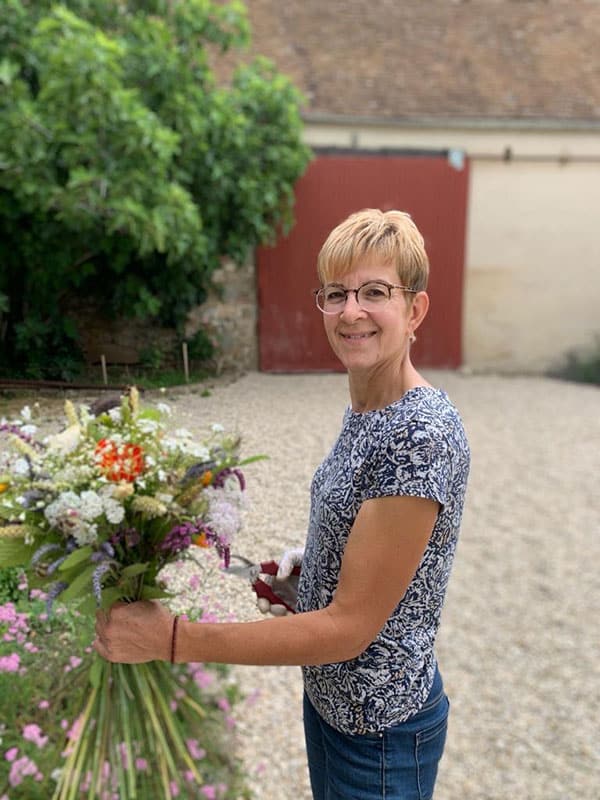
[339,291,366,321]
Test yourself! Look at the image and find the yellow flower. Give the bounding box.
[129,385,140,416]
[0,524,28,539]
[0,482,9,494]
[10,435,37,460]
[46,424,81,454]
[112,482,135,500]
[130,495,167,518]
[64,400,78,427]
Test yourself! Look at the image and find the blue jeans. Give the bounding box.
[303,669,449,800]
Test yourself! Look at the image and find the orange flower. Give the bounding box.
[192,532,209,548]
[200,470,213,487]
[94,439,144,482]
[0,482,9,494]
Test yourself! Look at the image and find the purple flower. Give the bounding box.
[212,467,245,491]
[30,543,62,568]
[92,563,111,606]
[0,422,36,444]
[45,581,68,616]
[161,524,194,554]
[110,528,140,548]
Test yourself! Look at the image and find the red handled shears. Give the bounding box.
[224,555,301,614]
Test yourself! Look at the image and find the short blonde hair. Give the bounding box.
[317,209,429,291]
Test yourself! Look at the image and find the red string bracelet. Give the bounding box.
[170,615,180,664]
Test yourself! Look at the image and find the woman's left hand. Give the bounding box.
[94,601,173,663]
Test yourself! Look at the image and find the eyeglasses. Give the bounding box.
[313,280,417,314]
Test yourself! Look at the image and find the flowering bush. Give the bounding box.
[0,578,251,800]
[0,389,260,800]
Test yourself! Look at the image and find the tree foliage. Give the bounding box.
[0,0,311,378]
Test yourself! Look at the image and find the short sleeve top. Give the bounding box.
[297,387,470,735]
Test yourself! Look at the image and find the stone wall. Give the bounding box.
[184,256,258,373]
[68,257,258,374]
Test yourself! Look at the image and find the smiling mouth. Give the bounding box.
[339,332,376,340]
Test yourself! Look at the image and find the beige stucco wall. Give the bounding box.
[303,120,600,373]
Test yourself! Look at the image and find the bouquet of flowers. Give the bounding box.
[0,388,260,799]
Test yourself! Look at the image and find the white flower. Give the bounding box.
[20,406,32,422]
[46,424,81,454]
[80,491,104,521]
[137,419,159,434]
[73,522,98,546]
[12,458,30,476]
[157,402,172,416]
[108,408,122,423]
[102,497,125,524]
[20,424,38,436]
[211,423,225,433]
[175,427,193,439]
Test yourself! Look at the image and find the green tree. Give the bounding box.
[0,0,311,378]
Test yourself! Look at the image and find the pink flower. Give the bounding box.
[189,664,214,690]
[188,574,200,591]
[5,747,18,762]
[64,655,83,673]
[169,781,180,797]
[135,758,148,771]
[200,786,217,799]
[0,603,16,622]
[245,688,261,707]
[0,653,20,672]
[9,754,43,787]
[217,697,231,713]
[23,723,48,749]
[186,739,206,760]
[38,700,50,710]
[118,742,129,769]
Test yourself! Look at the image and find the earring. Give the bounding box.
[409,333,416,344]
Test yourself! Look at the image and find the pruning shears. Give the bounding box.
[224,554,301,614]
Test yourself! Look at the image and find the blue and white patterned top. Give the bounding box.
[297,386,470,735]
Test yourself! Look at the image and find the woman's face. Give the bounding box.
[321,262,420,374]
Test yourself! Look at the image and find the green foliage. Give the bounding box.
[187,328,216,363]
[550,335,600,386]
[0,0,312,379]
[0,566,23,603]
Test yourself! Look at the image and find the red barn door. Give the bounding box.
[257,151,469,371]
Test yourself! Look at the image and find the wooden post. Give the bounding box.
[100,355,108,385]
[182,342,189,383]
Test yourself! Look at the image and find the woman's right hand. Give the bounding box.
[256,547,303,616]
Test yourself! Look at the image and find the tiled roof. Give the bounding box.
[223,0,600,123]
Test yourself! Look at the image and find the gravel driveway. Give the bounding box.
[164,370,599,800]
[2,370,598,799]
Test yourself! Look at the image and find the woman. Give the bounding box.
[95,208,470,800]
